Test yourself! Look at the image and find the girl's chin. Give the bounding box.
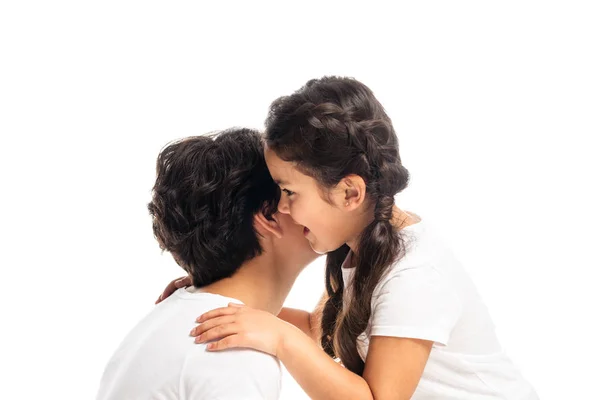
[308,239,329,255]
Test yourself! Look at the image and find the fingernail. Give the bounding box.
[195,336,202,344]
[206,343,214,349]
[189,328,196,336]
[196,316,203,323]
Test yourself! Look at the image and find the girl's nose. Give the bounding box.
[278,196,290,214]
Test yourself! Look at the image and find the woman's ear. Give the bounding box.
[254,213,283,239]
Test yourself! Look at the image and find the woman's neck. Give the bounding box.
[197,252,302,315]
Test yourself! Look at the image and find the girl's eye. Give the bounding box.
[282,188,295,197]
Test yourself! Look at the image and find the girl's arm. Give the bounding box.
[276,291,326,343]
[277,323,373,399]
[279,327,432,400]
[193,304,432,400]
[362,336,433,399]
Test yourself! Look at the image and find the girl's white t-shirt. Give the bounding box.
[341,213,538,400]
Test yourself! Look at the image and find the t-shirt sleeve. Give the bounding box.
[370,265,462,346]
[181,349,281,400]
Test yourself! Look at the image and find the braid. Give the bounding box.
[321,245,349,358]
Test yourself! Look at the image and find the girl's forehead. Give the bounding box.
[265,149,298,180]
[264,146,286,164]
[272,163,303,186]
[267,157,314,188]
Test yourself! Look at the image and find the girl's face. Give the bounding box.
[264,147,360,254]
[271,211,321,267]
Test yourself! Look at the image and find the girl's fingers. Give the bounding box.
[157,276,187,304]
[196,306,241,323]
[190,315,237,337]
[194,323,239,344]
[175,276,191,288]
[205,334,242,351]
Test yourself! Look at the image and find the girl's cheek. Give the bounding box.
[289,204,301,221]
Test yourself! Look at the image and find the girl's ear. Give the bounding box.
[338,174,367,210]
[254,213,283,239]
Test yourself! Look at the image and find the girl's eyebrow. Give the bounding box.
[274,179,290,186]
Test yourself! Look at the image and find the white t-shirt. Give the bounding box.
[96,288,281,400]
[342,213,538,400]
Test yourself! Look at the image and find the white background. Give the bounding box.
[1,1,598,399]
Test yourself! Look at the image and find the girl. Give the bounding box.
[184,77,538,399]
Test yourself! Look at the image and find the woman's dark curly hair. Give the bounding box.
[265,76,410,375]
[148,128,280,287]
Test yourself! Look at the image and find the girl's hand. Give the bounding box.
[190,303,295,357]
[155,276,192,304]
